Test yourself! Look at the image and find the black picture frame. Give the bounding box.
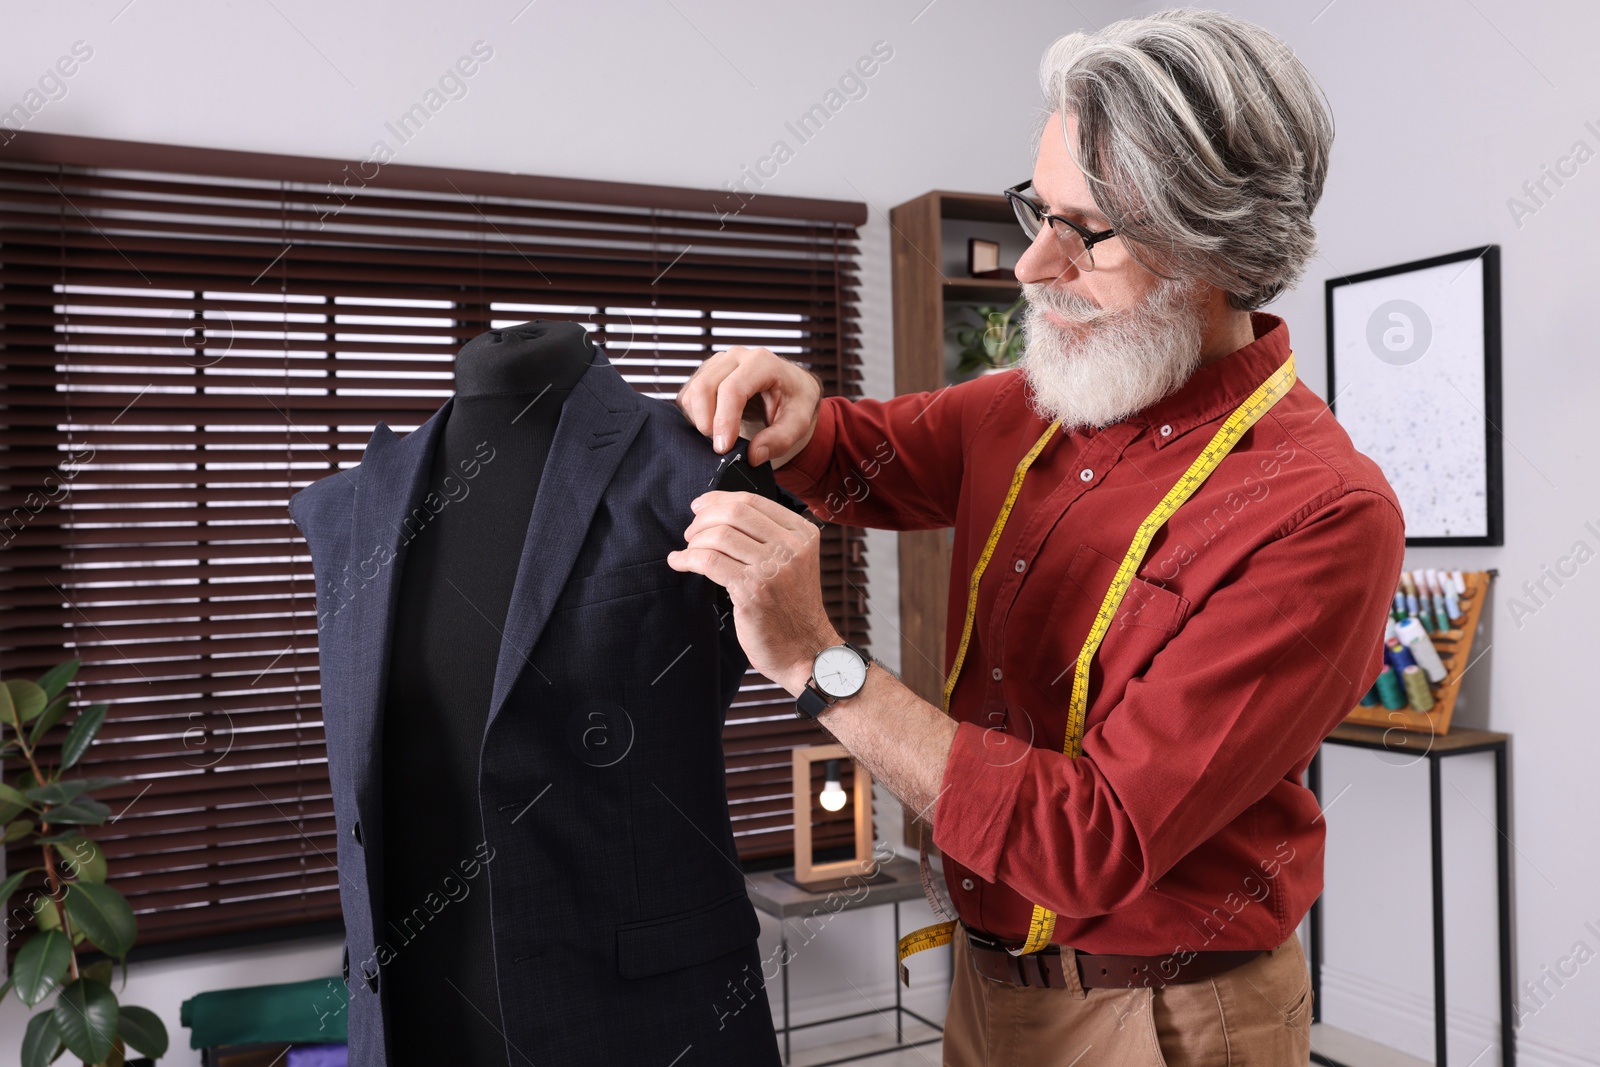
[1325,245,1503,546]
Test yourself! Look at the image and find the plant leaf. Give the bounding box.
[0,867,40,908]
[118,1005,170,1059]
[4,817,36,844]
[26,781,87,806]
[32,893,63,932]
[53,978,119,1064]
[65,882,137,958]
[67,776,132,794]
[37,795,110,826]
[36,659,80,701]
[82,958,115,986]
[28,694,71,748]
[54,836,109,883]
[60,704,109,771]
[21,1009,63,1067]
[5,681,49,725]
[13,930,72,1007]
[0,780,34,810]
[0,681,15,727]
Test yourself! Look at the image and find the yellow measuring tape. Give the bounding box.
[897,351,1297,985]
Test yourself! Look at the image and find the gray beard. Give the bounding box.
[1016,275,1209,433]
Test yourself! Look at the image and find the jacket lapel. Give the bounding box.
[344,399,454,822]
[485,349,647,732]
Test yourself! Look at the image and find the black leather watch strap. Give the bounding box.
[793,642,872,719]
[795,683,832,719]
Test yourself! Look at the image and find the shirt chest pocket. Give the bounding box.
[1017,541,1191,697]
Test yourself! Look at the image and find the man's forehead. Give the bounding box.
[1027,171,1109,226]
[1030,114,1109,222]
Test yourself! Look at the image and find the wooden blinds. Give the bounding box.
[0,131,868,951]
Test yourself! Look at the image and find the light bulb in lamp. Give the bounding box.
[819,759,848,812]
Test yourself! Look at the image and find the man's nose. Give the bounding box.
[1013,227,1081,287]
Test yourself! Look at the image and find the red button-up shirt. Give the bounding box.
[774,311,1406,954]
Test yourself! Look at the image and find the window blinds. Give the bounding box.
[0,131,868,951]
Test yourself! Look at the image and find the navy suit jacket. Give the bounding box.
[288,347,782,1066]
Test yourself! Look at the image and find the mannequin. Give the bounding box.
[380,322,592,1065]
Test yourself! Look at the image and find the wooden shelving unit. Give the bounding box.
[889,190,1021,847]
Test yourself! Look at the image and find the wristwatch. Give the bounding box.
[795,641,872,719]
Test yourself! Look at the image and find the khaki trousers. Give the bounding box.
[942,924,1313,1066]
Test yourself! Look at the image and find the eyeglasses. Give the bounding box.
[1003,180,1118,271]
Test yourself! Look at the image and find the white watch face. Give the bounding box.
[814,646,867,699]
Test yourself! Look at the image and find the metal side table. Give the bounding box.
[1308,723,1513,1067]
[746,855,949,1066]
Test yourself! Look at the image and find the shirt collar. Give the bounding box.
[1135,311,1293,450]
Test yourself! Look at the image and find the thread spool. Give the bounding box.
[1442,585,1461,625]
[1375,668,1407,710]
[1384,636,1418,675]
[1400,573,1421,619]
[1396,617,1447,682]
[1359,680,1381,706]
[1425,570,1450,630]
[1401,665,1435,711]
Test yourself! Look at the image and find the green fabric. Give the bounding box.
[180,975,348,1048]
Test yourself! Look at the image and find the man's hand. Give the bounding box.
[675,346,824,468]
[667,489,839,693]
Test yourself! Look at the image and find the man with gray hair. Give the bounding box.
[673,9,1404,1064]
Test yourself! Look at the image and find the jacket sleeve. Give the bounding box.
[772,372,1007,531]
[931,486,1407,917]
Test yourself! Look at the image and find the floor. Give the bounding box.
[785,1022,945,1067]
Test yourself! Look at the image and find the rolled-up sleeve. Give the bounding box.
[774,372,1006,531]
[932,487,1406,917]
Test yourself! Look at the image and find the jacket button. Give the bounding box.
[351,820,363,846]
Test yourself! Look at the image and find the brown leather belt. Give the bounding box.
[961,923,1264,990]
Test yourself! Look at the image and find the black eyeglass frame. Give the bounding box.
[1003,180,1118,268]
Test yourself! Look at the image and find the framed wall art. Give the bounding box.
[1325,245,1503,545]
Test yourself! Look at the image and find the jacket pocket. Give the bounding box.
[614,888,760,980]
[554,557,682,612]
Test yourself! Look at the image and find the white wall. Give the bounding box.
[3,0,1598,1064]
[1186,2,1600,1064]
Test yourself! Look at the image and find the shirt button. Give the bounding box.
[1013,558,1026,573]
[1160,424,1173,437]
[991,667,1002,681]
[1079,468,1093,481]
[961,878,975,891]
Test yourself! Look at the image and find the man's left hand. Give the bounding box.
[667,490,840,696]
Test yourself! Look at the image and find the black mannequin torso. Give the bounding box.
[380,323,592,1065]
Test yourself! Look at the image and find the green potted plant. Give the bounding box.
[947,295,1027,374]
[1,658,169,1067]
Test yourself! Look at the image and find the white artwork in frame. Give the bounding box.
[1326,246,1503,545]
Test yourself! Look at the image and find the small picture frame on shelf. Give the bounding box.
[966,238,1015,280]
[968,238,999,275]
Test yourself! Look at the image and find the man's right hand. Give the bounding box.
[675,346,823,469]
